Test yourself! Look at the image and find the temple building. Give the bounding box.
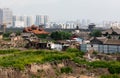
[23,25,49,35]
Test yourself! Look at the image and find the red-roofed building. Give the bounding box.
[23,25,49,35]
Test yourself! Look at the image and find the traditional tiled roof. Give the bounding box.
[90,37,120,45]
[102,29,120,34]
[23,25,49,35]
[90,37,107,42]
[103,39,120,45]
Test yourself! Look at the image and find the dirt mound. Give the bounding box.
[0,60,109,78]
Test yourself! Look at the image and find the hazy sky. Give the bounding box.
[0,0,120,22]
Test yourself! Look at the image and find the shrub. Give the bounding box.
[101,74,120,78]
[42,55,71,62]
[66,48,79,52]
[92,51,98,55]
[3,32,11,38]
[88,61,109,68]
[107,35,111,39]
[13,64,25,70]
[108,65,120,74]
[0,49,20,54]
[36,34,49,39]
[61,67,72,74]
[66,48,84,57]
[73,57,87,65]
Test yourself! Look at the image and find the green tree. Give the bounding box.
[104,32,109,36]
[112,31,118,35]
[119,36,120,40]
[36,34,49,39]
[50,31,72,40]
[108,65,120,74]
[107,35,111,39]
[16,31,21,36]
[3,32,12,38]
[90,30,102,37]
[61,67,73,73]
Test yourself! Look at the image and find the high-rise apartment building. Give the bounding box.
[19,16,27,26]
[0,8,13,27]
[26,16,34,26]
[44,15,49,25]
[35,15,49,27]
[13,16,25,28]
[36,15,44,26]
[13,15,34,28]
[13,16,20,21]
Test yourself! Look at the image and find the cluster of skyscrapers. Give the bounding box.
[0,8,49,28]
[0,8,120,29]
[0,8,93,29]
[48,20,91,29]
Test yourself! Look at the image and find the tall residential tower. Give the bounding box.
[35,15,49,27]
[0,8,13,27]
[13,15,34,28]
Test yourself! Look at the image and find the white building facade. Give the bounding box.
[13,15,34,28]
[35,15,49,27]
[0,8,13,28]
